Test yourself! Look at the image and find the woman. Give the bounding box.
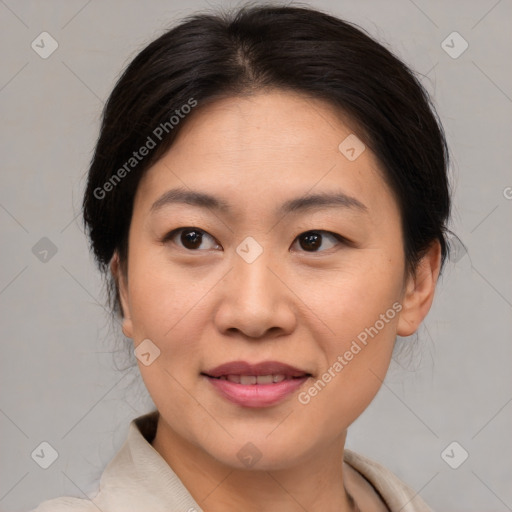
[34,3,450,511]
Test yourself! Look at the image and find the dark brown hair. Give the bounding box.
[83,3,451,316]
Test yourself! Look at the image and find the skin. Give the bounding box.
[112,90,441,511]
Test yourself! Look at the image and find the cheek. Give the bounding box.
[125,251,227,385]
[128,261,208,414]
[300,250,404,342]
[294,251,402,409]
[127,251,201,336]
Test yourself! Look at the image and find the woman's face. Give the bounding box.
[117,90,434,470]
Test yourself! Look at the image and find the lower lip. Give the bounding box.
[205,376,310,408]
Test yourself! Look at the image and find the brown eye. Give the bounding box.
[164,227,220,251]
[181,229,203,249]
[294,231,341,252]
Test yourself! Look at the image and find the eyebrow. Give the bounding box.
[150,187,368,216]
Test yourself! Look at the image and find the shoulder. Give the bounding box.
[31,410,201,512]
[343,449,434,512]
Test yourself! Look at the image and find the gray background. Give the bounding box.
[1,0,511,511]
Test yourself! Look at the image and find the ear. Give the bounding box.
[397,241,442,337]
[110,252,134,339]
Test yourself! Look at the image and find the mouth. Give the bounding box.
[208,374,303,384]
[202,361,312,408]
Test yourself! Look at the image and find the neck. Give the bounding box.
[151,415,357,512]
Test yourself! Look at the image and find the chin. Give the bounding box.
[203,435,310,472]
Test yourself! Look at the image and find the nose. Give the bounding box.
[213,249,297,340]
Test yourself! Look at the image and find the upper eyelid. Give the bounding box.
[164,227,217,242]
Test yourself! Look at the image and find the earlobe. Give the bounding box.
[396,241,442,337]
[110,252,134,339]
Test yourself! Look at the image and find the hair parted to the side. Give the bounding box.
[82,3,451,317]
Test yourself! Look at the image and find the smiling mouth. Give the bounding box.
[206,374,308,384]
[201,360,312,407]
[202,360,312,380]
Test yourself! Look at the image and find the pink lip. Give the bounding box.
[202,360,311,408]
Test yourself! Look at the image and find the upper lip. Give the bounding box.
[203,361,311,378]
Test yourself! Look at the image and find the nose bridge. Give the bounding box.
[214,238,296,338]
[232,241,279,311]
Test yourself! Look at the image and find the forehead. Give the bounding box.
[170,90,366,166]
[135,91,398,221]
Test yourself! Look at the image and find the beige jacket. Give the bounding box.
[33,411,433,512]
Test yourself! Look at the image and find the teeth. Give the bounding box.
[219,374,289,384]
[256,375,274,384]
[240,375,257,385]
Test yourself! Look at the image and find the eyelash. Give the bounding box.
[161,227,350,253]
